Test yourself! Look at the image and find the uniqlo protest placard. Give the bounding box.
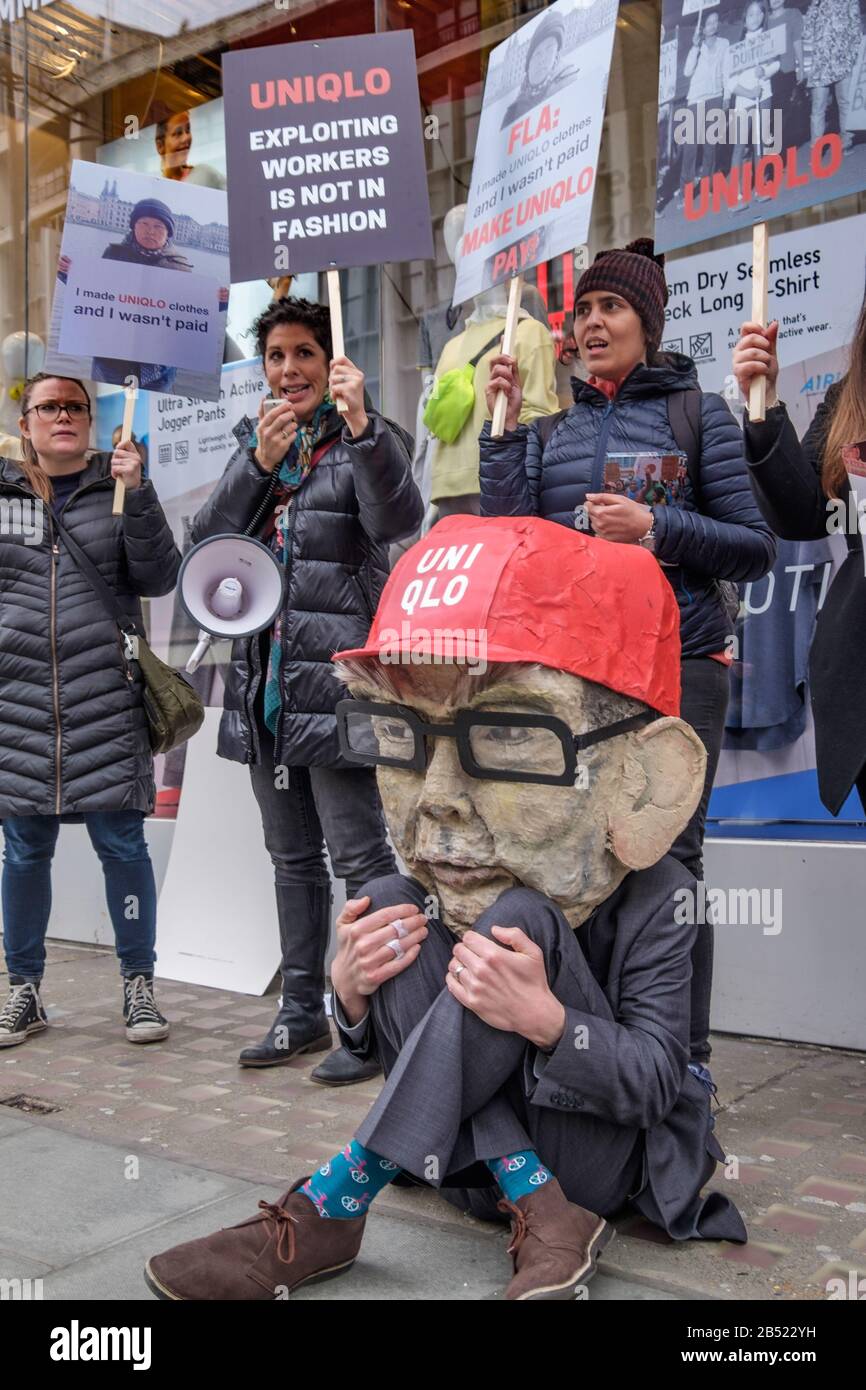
[222,31,433,280]
[46,161,229,401]
[655,0,866,253]
[452,0,618,302]
[60,261,221,376]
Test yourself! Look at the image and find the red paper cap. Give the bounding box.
[333,516,681,716]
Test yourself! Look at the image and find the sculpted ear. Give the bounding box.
[607,717,707,871]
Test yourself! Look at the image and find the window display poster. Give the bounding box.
[45,161,229,402]
[99,98,228,188]
[70,0,262,39]
[221,31,434,280]
[453,0,619,302]
[660,211,866,394]
[655,0,866,253]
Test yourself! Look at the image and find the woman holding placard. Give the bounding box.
[0,373,181,1049]
[734,314,866,816]
[480,239,776,1085]
[190,298,423,1088]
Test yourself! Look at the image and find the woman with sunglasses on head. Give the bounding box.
[0,373,181,1049]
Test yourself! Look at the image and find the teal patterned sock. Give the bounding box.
[487,1149,554,1203]
[301,1139,401,1218]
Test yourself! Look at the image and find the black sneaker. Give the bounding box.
[0,982,48,1048]
[123,974,170,1043]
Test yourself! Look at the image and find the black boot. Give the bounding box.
[238,882,332,1068]
[310,1046,382,1087]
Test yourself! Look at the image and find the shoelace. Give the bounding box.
[255,1198,300,1265]
[688,1062,719,1108]
[124,975,164,1026]
[0,984,37,1028]
[497,1197,535,1258]
[497,1195,583,1263]
[0,983,36,1029]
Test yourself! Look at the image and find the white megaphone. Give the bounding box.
[178,534,285,674]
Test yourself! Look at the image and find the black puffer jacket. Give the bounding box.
[190,407,422,768]
[0,454,182,816]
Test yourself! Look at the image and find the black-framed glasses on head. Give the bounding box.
[335,699,659,786]
[22,401,90,422]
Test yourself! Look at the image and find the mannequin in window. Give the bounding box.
[430,206,557,518]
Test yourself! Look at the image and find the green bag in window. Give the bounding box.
[423,332,502,444]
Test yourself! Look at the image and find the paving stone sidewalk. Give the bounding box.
[1,939,864,1301]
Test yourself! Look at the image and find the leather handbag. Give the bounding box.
[54,514,205,755]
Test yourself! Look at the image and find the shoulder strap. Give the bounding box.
[468,332,506,369]
[535,408,568,451]
[667,389,703,505]
[53,513,137,635]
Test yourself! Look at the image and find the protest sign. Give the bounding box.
[660,211,865,394]
[655,0,866,254]
[846,38,866,132]
[221,31,433,282]
[453,0,618,304]
[59,261,223,378]
[724,25,785,80]
[46,161,229,403]
[659,37,678,106]
[681,0,719,13]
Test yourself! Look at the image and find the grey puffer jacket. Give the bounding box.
[0,454,182,817]
[190,406,422,769]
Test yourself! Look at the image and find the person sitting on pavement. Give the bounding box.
[144,514,746,1302]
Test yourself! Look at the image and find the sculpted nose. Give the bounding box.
[417,736,476,823]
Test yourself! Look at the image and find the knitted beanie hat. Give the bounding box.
[129,198,175,240]
[574,238,668,352]
[528,8,566,64]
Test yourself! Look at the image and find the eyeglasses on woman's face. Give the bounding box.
[23,401,91,422]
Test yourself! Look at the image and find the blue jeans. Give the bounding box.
[1,812,158,983]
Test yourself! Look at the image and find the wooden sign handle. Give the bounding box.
[749,222,769,423]
[327,268,349,415]
[491,274,523,439]
[112,386,137,516]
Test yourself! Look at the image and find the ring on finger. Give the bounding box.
[386,938,405,960]
[392,918,407,940]
[452,962,466,978]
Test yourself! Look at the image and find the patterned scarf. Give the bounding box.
[262,400,334,736]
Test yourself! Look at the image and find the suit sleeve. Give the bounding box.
[122,480,182,597]
[527,890,695,1131]
[652,392,776,581]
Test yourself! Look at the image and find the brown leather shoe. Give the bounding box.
[497,1177,613,1300]
[144,1177,365,1300]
